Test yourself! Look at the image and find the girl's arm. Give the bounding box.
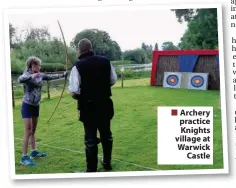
[18,72,42,87]
[17,71,32,83]
[42,72,67,81]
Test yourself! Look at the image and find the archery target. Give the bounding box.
[166,75,179,86]
[163,72,182,88]
[191,75,204,88]
[188,73,208,90]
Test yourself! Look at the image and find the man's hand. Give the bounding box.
[63,71,69,78]
[71,92,80,100]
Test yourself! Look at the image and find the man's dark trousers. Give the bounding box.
[80,98,114,172]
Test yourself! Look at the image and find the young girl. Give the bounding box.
[18,56,67,166]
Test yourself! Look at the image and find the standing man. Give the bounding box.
[68,38,117,172]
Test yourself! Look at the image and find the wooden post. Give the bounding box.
[12,81,15,108]
[121,72,124,88]
[47,80,50,99]
[121,67,124,88]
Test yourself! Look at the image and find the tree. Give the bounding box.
[141,42,153,62]
[141,43,153,52]
[23,25,51,42]
[123,48,148,64]
[12,37,77,70]
[9,23,15,49]
[71,29,122,61]
[141,42,147,51]
[9,23,21,49]
[10,24,78,73]
[171,9,197,23]
[161,41,179,50]
[171,8,218,49]
[154,43,159,50]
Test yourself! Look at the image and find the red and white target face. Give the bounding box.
[191,76,204,88]
[167,75,179,86]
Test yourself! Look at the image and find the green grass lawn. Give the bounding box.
[12,78,223,174]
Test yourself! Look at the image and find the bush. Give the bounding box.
[40,63,66,72]
[115,67,150,80]
[14,88,24,97]
[11,56,25,74]
[123,48,148,64]
[111,60,135,65]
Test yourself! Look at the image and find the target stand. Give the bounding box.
[188,73,209,90]
[163,72,182,89]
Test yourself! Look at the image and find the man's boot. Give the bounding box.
[101,137,113,170]
[85,138,98,172]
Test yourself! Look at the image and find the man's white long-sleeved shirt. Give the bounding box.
[68,63,118,94]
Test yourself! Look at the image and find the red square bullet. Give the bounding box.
[171,109,178,116]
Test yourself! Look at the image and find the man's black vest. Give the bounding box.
[73,51,114,122]
[74,51,112,100]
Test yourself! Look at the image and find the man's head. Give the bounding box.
[77,38,93,56]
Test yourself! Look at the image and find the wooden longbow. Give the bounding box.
[47,20,69,123]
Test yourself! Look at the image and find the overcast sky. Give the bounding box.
[7,7,188,51]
